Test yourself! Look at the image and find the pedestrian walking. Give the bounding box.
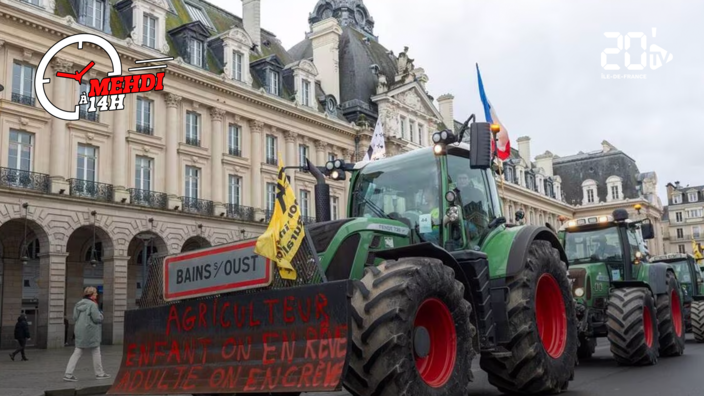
[63,287,111,382]
[9,314,30,361]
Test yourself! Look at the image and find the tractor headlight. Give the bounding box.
[433,144,443,154]
[574,287,585,297]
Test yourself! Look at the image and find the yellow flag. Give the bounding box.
[254,156,306,280]
[693,240,704,262]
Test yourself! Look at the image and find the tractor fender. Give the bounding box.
[692,295,704,302]
[611,280,654,295]
[611,264,674,295]
[505,225,569,278]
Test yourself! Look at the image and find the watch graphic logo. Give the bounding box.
[600,28,672,80]
[35,33,171,121]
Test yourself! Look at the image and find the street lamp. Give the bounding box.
[137,233,155,291]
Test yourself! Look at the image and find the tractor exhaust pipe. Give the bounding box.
[307,158,331,223]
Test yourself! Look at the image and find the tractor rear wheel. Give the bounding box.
[691,300,704,343]
[343,257,475,396]
[656,271,685,357]
[606,287,659,365]
[480,240,577,394]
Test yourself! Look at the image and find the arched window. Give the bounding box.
[539,213,544,224]
[582,179,597,205]
[529,210,535,225]
[606,175,623,202]
[508,204,514,222]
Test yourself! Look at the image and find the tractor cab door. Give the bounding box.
[624,226,644,280]
[689,255,704,296]
[444,147,501,251]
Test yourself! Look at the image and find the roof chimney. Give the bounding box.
[436,94,454,130]
[517,136,531,165]
[242,0,261,49]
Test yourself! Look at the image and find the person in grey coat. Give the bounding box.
[63,287,111,382]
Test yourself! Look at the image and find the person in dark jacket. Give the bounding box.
[9,314,30,361]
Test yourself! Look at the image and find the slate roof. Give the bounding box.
[553,148,642,205]
[665,183,704,206]
[289,26,397,123]
[52,0,352,120]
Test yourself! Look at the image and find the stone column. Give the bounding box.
[164,94,182,209]
[102,256,128,345]
[315,140,327,168]
[112,97,129,203]
[49,58,72,194]
[249,120,264,218]
[284,131,297,191]
[37,251,68,349]
[210,108,226,215]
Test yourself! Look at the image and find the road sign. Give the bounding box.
[163,240,273,301]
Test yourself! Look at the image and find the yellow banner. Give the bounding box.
[693,240,703,262]
[254,157,305,280]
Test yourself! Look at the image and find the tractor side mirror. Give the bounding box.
[469,122,492,170]
[641,223,655,240]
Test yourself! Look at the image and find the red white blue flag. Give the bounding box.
[476,64,511,161]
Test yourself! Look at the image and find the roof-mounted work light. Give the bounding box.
[432,129,458,155]
[325,159,348,181]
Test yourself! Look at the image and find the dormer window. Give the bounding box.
[689,192,698,202]
[582,179,597,205]
[84,0,105,30]
[143,14,157,49]
[673,194,683,204]
[233,51,243,81]
[189,39,203,67]
[268,70,280,95]
[185,2,214,29]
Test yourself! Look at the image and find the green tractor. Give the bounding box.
[557,212,686,365]
[650,252,704,341]
[110,120,578,396]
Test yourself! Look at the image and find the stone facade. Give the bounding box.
[661,182,704,255]
[0,0,447,347]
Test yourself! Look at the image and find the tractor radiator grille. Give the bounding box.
[136,228,325,309]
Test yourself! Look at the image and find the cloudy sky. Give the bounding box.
[211,0,703,201]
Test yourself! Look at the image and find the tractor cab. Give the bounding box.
[347,124,503,253]
[650,252,704,332]
[559,209,655,286]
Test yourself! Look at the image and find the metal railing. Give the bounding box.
[79,109,99,122]
[67,179,114,202]
[226,204,255,221]
[266,156,277,165]
[182,196,213,216]
[228,147,242,157]
[128,188,168,209]
[185,136,200,147]
[136,124,153,135]
[11,93,35,107]
[0,167,50,193]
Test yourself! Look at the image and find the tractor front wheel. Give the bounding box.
[656,271,685,357]
[691,300,704,343]
[343,257,475,396]
[606,287,659,365]
[480,240,578,394]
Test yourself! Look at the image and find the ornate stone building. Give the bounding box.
[661,181,704,255]
[0,0,447,348]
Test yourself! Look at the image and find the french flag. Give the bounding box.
[476,64,511,161]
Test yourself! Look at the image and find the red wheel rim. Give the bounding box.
[413,298,457,387]
[672,289,683,337]
[535,274,567,359]
[643,305,654,347]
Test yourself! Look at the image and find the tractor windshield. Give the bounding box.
[667,260,693,284]
[350,149,442,243]
[564,226,622,264]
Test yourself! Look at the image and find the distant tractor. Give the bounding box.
[650,253,704,342]
[557,210,685,365]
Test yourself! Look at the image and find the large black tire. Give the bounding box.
[480,240,578,394]
[692,300,704,343]
[343,257,476,396]
[656,271,685,357]
[606,287,659,365]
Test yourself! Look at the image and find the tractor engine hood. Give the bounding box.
[567,263,611,304]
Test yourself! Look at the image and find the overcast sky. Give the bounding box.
[211,0,703,202]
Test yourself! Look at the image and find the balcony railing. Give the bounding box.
[0,167,50,193]
[301,216,316,224]
[128,188,168,209]
[228,147,242,157]
[266,156,277,165]
[79,109,99,122]
[136,124,153,135]
[226,204,255,221]
[67,179,114,202]
[182,196,213,216]
[11,92,35,107]
[186,136,200,147]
